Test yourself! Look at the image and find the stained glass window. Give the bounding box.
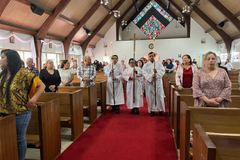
[133,1,173,39]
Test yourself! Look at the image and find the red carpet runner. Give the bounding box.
[57,100,178,160]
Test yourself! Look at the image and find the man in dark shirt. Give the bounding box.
[26,58,39,75]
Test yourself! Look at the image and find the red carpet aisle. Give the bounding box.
[57,100,177,160]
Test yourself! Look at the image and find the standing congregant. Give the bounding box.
[104,55,124,113]
[77,56,96,87]
[142,52,165,116]
[26,58,39,76]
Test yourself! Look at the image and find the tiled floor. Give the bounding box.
[25,107,102,160]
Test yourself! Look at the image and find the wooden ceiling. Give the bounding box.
[0,0,239,53]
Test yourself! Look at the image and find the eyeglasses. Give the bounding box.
[111,58,118,60]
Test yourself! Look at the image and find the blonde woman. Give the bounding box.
[192,52,231,107]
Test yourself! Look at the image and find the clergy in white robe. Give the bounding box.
[104,55,124,113]
[142,52,165,115]
[122,58,143,114]
[137,59,145,94]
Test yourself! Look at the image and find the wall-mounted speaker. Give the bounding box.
[217,21,225,29]
[30,3,44,16]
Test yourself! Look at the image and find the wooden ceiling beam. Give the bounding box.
[82,0,126,54]
[64,0,101,56]
[0,20,35,35]
[155,0,181,24]
[88,44,96,48]
[168,0,190,37]
[15,0,29,5]
[182,0,232,53]
[36,0,70,40]
[0,19,64,41]
[0,0,10,16]
[205,11,240,33]
[209,0,240,32]
[122,0,151,30]
[96,33,104,38]
[119,1,137,21]
[116,0,138,40]
[15,0,77,26]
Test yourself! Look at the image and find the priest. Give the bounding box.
[142,52,165,116]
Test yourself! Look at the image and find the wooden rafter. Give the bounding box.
[0,20,35,35]
[205,11,240,33]
[116,0,138,40]
[64,1,101,55]
[0,0,10,17]
[155,0,181,24]
[36,0,70,40]
[168,0,190,37]
[122,0,151,30]
[82,0,126,54]
[208,1,240,32]
[15,0,77,27]
[183,0,232,53]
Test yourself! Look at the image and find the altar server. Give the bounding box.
[104,55,124,113]
[123,58,143,114]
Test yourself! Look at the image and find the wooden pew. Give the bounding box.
[231,79,238,83]
[180,101,240,160]
[193,124,240,160]
[41,89,83,140]
[27,97,61,160]
[173,92,240,149]
[163,73,175,114]
[170,86,192,128]
[192,124,216,160]
[96,80,107,113]
[173,93,194,148]
[230,75,238,81]
[72,72,107,86]
[59,85,97,124]
[232,83,239,89]
[0,115,18,160]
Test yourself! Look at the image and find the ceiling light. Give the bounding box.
[100,0,109,6]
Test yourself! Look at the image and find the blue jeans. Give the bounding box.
[16,110,32,160]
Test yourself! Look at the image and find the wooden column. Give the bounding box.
[64,1,101,58]
[34,36,43,70]
[183,0,233,53]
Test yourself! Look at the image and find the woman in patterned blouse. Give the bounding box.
[0,49,45,160]
[192,51,231,107]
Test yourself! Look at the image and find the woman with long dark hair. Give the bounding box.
[0,49,45,160]
[175,54,198,90]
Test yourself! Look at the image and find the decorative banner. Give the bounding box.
[133,0,173,39]
[141,15,165,39]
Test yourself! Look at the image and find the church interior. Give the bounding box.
[0,0,240,160]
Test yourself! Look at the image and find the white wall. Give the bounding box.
[93,18,218,64]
